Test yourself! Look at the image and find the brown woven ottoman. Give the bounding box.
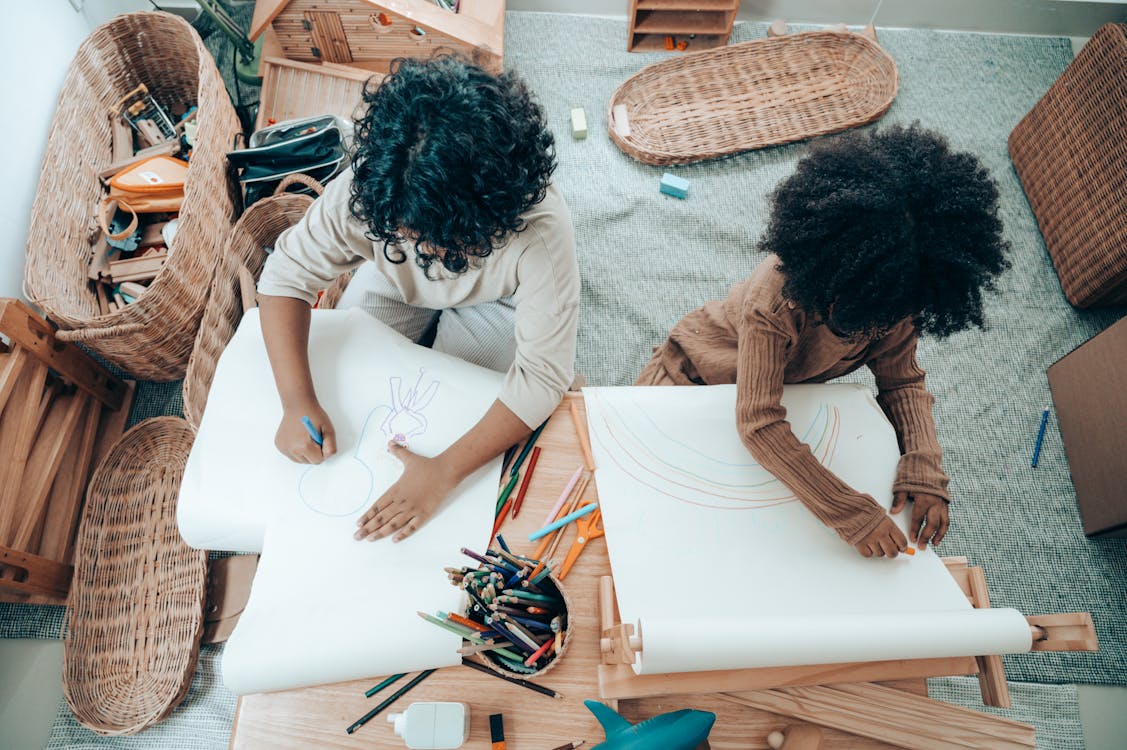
[1009,23,1127,308]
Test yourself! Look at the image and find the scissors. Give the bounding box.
[557,507,604,581]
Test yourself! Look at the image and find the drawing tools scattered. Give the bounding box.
[443,546,570,678]
[544,466,584,525]
[364,672,406,698]
[346,669,437,734]
[531,471,592,577]
[529,503,598,542]
[1031,406,1050,468]
[490,713,506,750]
[511,446,541,519]
[569,400,596,472]
[557,507,605,581]
[510,420,547,477]
[300,415,323,446]
[460,657,563,699]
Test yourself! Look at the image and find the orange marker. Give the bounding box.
[664,35,674,50]
[904,547,916,556]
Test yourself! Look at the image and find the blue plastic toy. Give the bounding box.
[659,173,689,199]
[585,700,715,750]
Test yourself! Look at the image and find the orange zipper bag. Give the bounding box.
[99,155,188,240]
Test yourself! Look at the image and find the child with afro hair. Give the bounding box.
[636,124,1010,559]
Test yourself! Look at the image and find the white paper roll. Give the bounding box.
[634,608,1033,675]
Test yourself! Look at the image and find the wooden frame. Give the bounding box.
[255,56,378,130]
[0,299,133,605]
[627,0,739,53]
[597,559,1097,705]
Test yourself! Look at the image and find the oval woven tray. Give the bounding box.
[63,417,206,735]
[608,29,898,165]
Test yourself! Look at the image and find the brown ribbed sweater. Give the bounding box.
[635,256,950,545]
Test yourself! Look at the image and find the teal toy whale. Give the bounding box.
[585,700,715,750]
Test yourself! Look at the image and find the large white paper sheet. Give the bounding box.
[178,309,502,693]
[583,385,1031,675]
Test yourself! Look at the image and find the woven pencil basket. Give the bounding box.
[478,574,572,679]
[608,29,898,165]
[182,176,319,427]
[24,12,240,381]
[63,417,206,735]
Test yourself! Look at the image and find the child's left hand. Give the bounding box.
[891,491,949,549]
[353,442,460,543]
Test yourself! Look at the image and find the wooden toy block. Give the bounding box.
[660,172,689,199]
[570,108,587,140]
[612,104,631,138]
[664,35,675,51]
[677,40,689,51]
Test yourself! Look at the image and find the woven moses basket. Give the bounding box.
[608,28,899,165]
[63,417,206,735]
[182,177,318,427]
[24,12,240,380]
[1008,23,1127,308]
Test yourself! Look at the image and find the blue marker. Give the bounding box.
[301,415,323,446]
[1031,407,1049,468]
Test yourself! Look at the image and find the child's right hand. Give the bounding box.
[275,404,337,464]
[854,516,909,558]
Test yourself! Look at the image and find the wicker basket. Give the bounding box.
[63,417,206,735]
[608,29,898,165]
[182,176,319,427]
[24,12,240,381]
[479,574,572,678]
[1008,23,1127,308]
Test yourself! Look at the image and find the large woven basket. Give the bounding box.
[608,29,898,165]
[24,12,240,381]
[182,177,318,427]
[63,417,206,735]
[1008,23,1127,308]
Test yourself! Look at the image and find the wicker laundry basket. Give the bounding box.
[1008,23,1127,308]
[24,12,240,381]
[182,177,318,427]
[608,29,898,165]
[63,417,206,735]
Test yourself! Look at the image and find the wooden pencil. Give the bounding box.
[460,657,564,699]
[510,445,542,519]
[346,669,437,733]
[569,400,596,472]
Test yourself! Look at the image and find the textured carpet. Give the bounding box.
[3,9,1119,749]
[503,12,1127,686]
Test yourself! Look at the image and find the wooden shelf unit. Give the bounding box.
[627,0,739,52]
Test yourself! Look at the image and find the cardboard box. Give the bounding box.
[1047,315,1127,537]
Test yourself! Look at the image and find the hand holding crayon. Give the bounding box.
[275,405,336,463]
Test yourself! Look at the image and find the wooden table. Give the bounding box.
[229,394,931,750]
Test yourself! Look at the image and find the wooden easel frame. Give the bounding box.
[598,558,1097,707]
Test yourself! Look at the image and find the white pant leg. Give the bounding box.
[432,297,517,373]
[336,261,439,344]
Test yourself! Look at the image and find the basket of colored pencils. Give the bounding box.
[432,543,571,678]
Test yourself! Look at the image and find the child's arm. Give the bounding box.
[866,325,950,549]
[736,308,908,557]
[354,400,530,542]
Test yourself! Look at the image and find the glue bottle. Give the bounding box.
[386,702,469,749]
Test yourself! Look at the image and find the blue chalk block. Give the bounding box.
[660,172,689,199]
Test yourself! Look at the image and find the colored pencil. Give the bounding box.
[529,503,598,541]
[346,669,436,734]
[495,534,511,553]
[511,446,542,519]
[458,641,517,655]
[300,415,323,446]
[510,420,548,477]
[524,637,554,667]
[417,612,525,661]
[1031,406,1050,468]
[363,673,406,698]
[543,466,583,526]
[531,473,590,569]
[496,472,520,516]
[460,657,563,699]
[569,400,596,472]
[549,741,586,750]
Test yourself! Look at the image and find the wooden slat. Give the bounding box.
[0,546,72,599]
[250,0,290,41]
[1028,613,1099,652]
[966,565,1012,708]
[0,361,49,545]
[0,347,28,415]
[38,394,102,564]
[720,683,1035,750]
[306,10,354,63]
[0,299,126,410]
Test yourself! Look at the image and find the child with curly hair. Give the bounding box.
[257,56,577,544]
[637,124,1010,559]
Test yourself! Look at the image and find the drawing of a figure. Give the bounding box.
[298,369,441,516]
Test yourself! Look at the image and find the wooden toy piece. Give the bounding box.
[768,726,823,750]
[570,108,588,140]
[87,236,116,281]
[768,20,789,37]
[98,140,178,181]
[664,35,675,51]
[612,104,631,139]
[660,172,689,199]
[676,40,688,52]
[135,118,166,149]
[139,221,168,250]
[108,250,168,284]
[118,282,148,300]
[110,116,133,162]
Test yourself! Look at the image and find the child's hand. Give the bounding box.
[854,516,909,558]
[354,442,460,543]
[892,491,949,549]
[276,405,337,463]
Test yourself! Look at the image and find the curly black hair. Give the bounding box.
[760,123,1011,338]
[348,55,556,276]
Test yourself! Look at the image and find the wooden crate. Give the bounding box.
[251,0,505,75]
[0,299,133,605]
[627,0,739,52]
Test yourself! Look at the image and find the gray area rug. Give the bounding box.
[2,9,1118,749]
[504,12,1127,685]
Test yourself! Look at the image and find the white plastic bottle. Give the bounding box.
[386,702,469,749]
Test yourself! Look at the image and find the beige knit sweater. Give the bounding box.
[636,256,950,545]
